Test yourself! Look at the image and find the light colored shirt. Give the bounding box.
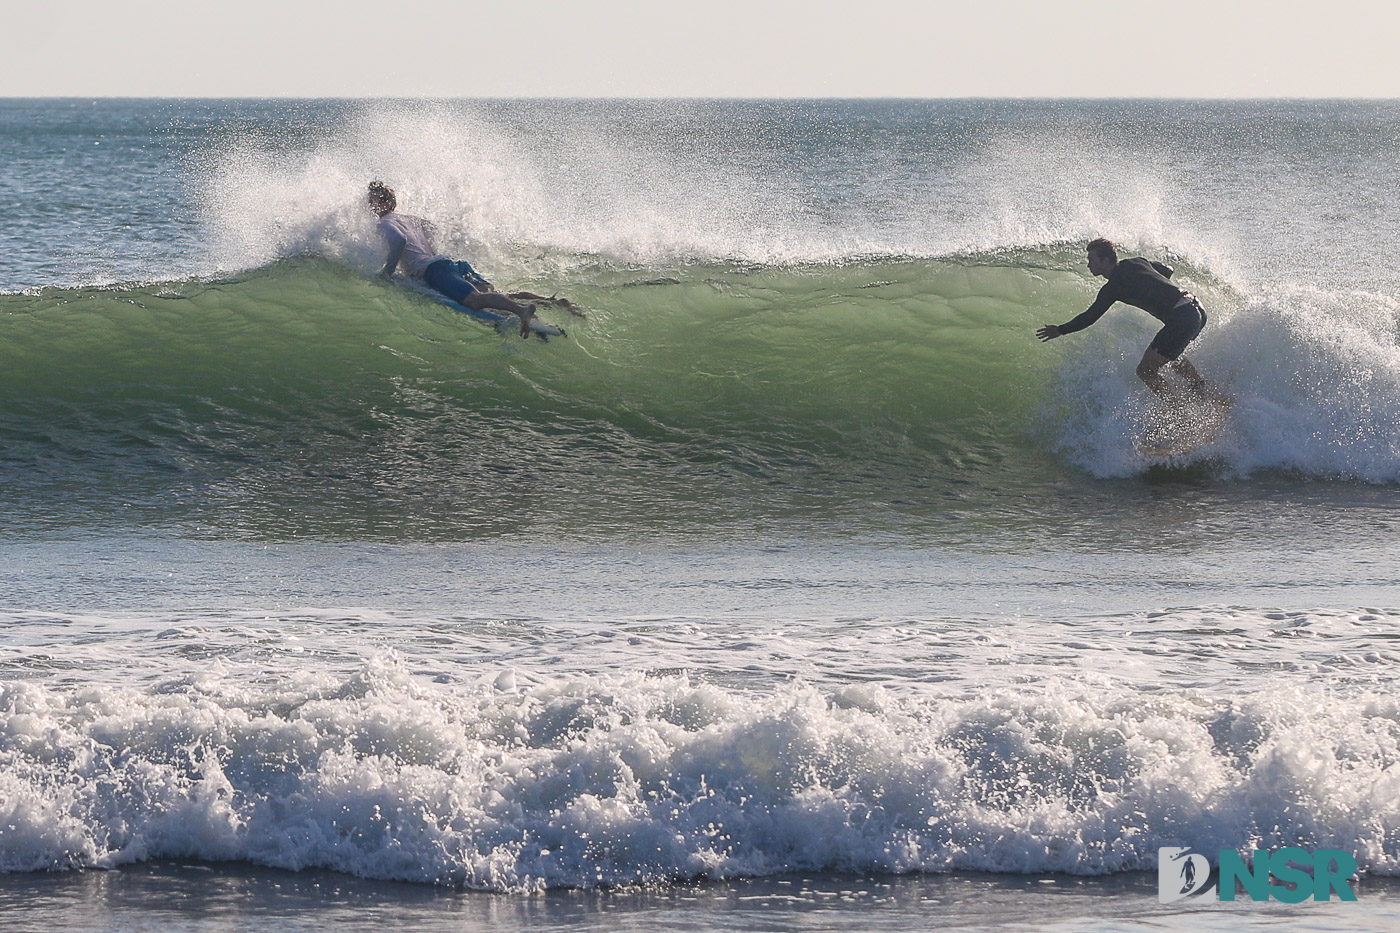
[377,213,446,277]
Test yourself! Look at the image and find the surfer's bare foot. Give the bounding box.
[518,304,536,338]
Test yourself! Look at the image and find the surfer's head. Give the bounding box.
[1087,237,1118,277]
[367,181,397,216]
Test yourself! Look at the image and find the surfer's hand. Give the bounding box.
[1036,325,1062,341]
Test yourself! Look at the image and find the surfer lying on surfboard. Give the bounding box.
[1035,238,1222,407]
[368,181,538,337]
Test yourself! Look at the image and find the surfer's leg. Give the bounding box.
[1145,301,1217,400]
[1168,356,1201,381]
[1169,356,1207,397]
[1169,357,1227,406]
[426,259,536,336]
[460,292,537,337]
[1136,347,1173,396]
[1140,348,1217,406]
[1144,304,1217,403]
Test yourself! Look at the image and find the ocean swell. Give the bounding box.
[2,249,1398,540]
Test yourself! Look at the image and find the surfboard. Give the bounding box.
[1137,396,1232,459]
[394,277,567,341]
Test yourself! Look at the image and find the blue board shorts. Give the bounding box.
[1149,298,1207,360]
[423,258,488,304]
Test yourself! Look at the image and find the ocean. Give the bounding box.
[2,98,1399,931]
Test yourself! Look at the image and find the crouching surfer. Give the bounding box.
[1036,238,1222,407]
[367,181,537,337]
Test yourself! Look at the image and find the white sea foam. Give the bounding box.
[1050,284,1400,481]
[3,653,1399,889]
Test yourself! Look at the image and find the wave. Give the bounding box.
[3,652,1397,888]
[1,250,1397,537]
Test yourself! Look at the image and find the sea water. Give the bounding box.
[2,98,1399,931]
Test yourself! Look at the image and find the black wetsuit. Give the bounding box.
[1060,257,1206,360]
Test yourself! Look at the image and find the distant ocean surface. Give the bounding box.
[2,98,1399,932]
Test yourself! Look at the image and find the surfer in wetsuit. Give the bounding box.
[367,181,537,337]
[1036,238,1217,404]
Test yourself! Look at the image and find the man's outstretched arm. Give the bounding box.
[1038,288,1115,341]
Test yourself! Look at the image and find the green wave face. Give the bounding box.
[16,250,1388,543]
[1,255,1099,539]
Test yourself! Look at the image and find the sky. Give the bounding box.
[6,0,1400,98]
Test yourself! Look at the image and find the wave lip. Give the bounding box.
[4,659,1397,889]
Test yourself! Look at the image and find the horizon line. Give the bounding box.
[4,94,1400,102]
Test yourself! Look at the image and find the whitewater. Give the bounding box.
[2,98,1400,931]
